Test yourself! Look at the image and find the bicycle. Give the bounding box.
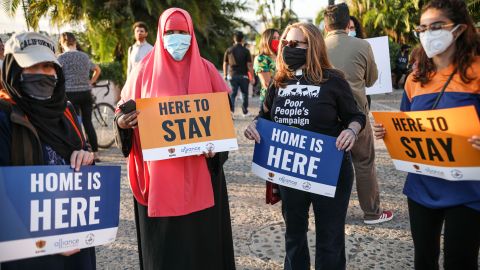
[91,81,116,148]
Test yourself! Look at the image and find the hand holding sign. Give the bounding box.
[468,135,480,150]
[70,150,94,172]
[336,128,358,151]
[373,123,386,140]
[117,110,140,129]
[244,120,261,143]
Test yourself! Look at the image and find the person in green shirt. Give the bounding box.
[254,28,279,110]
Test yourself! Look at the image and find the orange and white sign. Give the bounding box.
[372,106,480,181]
[136,92,238,161]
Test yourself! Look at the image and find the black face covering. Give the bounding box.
[1,54,84,161]
[21,74,57,100]
[282,46,307,71]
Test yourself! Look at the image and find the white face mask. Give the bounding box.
[348,30,356,37]
[419,25,460,58]
[163,34,191,61]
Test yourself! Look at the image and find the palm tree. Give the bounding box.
[346,0,421,44]
[2,0,31,29]
[1,0,248,68]
[256,0,298,30]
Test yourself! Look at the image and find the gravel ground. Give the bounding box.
[94,89,476,269]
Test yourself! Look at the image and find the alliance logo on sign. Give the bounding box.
[425,167,445,178]
[85,233,95,246]
[35,240,46,254]
[450,169,463,179]
[302,182,311,190]
[268,172,275,181]
[55,238,80,249]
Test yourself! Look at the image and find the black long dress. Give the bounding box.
[133,152,236,270]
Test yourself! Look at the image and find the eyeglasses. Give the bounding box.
[281,39,308,48]
[413,23,455,38]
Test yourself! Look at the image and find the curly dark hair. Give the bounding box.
[414,0,479,86]
[350,16,366,39]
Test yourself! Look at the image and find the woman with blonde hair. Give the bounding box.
[245,22,365,270]
[254,28,279,108]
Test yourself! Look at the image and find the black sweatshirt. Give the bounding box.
[259,69,366,137]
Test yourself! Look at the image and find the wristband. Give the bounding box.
[346,127,358,140]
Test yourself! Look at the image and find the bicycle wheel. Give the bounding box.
[92,102,116,148]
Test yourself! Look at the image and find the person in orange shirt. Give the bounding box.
[374,1,480,269]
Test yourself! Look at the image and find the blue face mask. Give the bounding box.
[163,34,191,61]
[348,30,357,37]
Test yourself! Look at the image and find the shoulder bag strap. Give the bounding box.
[431,68,456,110]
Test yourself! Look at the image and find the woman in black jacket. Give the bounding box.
[245,22,365,270]
[0,32,95,270]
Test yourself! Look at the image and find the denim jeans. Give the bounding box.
[279,154,354,270]
[229,75,249,114]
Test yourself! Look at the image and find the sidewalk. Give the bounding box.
[95,90,438,269]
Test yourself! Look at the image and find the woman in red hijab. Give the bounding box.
[115,8,235,270]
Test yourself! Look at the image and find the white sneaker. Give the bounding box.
[242,112,252,118]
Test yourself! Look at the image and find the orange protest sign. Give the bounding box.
[136,92,238,161]
[372,106,480,181]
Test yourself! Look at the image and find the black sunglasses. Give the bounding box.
[281,39,308,48]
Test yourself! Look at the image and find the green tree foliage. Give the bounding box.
[466,0,480,21]
[340,0,478,45]
[347,0,425,44]
[256,0,298,31]
[2,0,248,68]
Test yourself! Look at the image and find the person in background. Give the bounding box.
[348,16,366,39]
[0,31,95,270]
[245,22,366,270]
[407,45,422,74]
[324,3,394,225]
[127,21,154,75]
[393,44,411,89]
[348,16,372,109]
[115,8,235,270]
[223,31,255,117]
[254,28,279,110]
[58,32,102,162]
[0,37,4,68]
[244,42,260,98]
[374,0,480,269]
[0,37,4,85]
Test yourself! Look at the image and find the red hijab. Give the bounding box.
[120,8,230,217]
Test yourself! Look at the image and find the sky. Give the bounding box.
[0,8,78,34]
[0,0,330,34]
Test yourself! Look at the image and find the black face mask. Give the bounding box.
[20,73,57,100]
[282,46,307,71]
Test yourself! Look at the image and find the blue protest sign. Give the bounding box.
[252,119,344,197]
[0,165,121,262]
